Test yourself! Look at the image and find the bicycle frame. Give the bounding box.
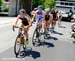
[13,26,27,57]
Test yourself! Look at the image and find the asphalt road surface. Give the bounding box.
[0,17,75,61]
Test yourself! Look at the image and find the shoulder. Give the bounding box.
[17,15,21,18]
[35,10,39,14]
[25,14,30,21]
[16,15,21,19]
[26,14,30,18]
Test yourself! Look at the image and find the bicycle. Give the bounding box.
[32,22,50,46]
[12,26,29,57]
[32,23,44,46]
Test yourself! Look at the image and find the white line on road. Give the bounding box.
[1,58,25,60]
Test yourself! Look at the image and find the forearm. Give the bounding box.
[13,15,19,26]
[31,15,36,23]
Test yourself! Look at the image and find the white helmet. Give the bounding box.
[44,8,50,12]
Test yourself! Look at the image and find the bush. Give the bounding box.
[3,7,8,12]
[1,3,9,12]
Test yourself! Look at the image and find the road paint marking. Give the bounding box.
[1,58,25,60]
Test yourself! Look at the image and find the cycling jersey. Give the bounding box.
[45,15,50,21]
[51,12,57,20]
[35,10,45,23]
[19,17,29,26]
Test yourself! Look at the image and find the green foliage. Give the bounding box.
[0,0,3,5]
[44,0,56,9]
[32,0,45,8]
[0,0,3,12]
[1,3,9,12]
[32,0,56,9]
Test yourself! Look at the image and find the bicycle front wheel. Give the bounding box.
[14,35,22,57]
[32,28,40,46]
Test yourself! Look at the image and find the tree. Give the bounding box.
[32,0,56,9]
[19,0,32,15]
[32,0,45,9]
[44,0,56,9]
[0,0,3,12]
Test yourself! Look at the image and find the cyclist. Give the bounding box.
[68,9,73,21]
[31,5,45,42]
[55,9,62,27]
[42,8,53,33]
[13,9,32,45]
[51,8,58,32]
[32,5,45,25]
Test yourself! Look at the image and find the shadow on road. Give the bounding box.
[47,36,58,40]
[35,41,55,48]
[52,31,63,35]
[19,50,40,59]
[43,42,55,48]
[58,25,66,28]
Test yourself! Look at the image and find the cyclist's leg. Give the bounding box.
[25,28,28,39]
[24,26,30,45]
[41,19,49,34]
[51,19,56,32]
[49,19,53,29]
[51,20,55,28]
[17,23,24,43]
[58,16,61,26]
[41,20,46,33]
[46,20,51,29]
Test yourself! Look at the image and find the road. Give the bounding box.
[0,17,75,61]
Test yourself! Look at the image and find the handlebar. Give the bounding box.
[12,25,24,32]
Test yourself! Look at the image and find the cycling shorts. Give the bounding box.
[36,16,43,23]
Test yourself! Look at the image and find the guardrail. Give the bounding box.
[56,1,75,6]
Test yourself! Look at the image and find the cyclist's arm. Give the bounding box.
[13,15,20,26]
[31,14,36,23]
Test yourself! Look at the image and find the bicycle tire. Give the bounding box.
[14,34,26,57]
[32,28,40,46]
[44,28,48,39]
[14,35,21,57]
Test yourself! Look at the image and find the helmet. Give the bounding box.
[19,9,26,14]
[37,5,43,9]
[44,8,50,12]
[34,8,37,10]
